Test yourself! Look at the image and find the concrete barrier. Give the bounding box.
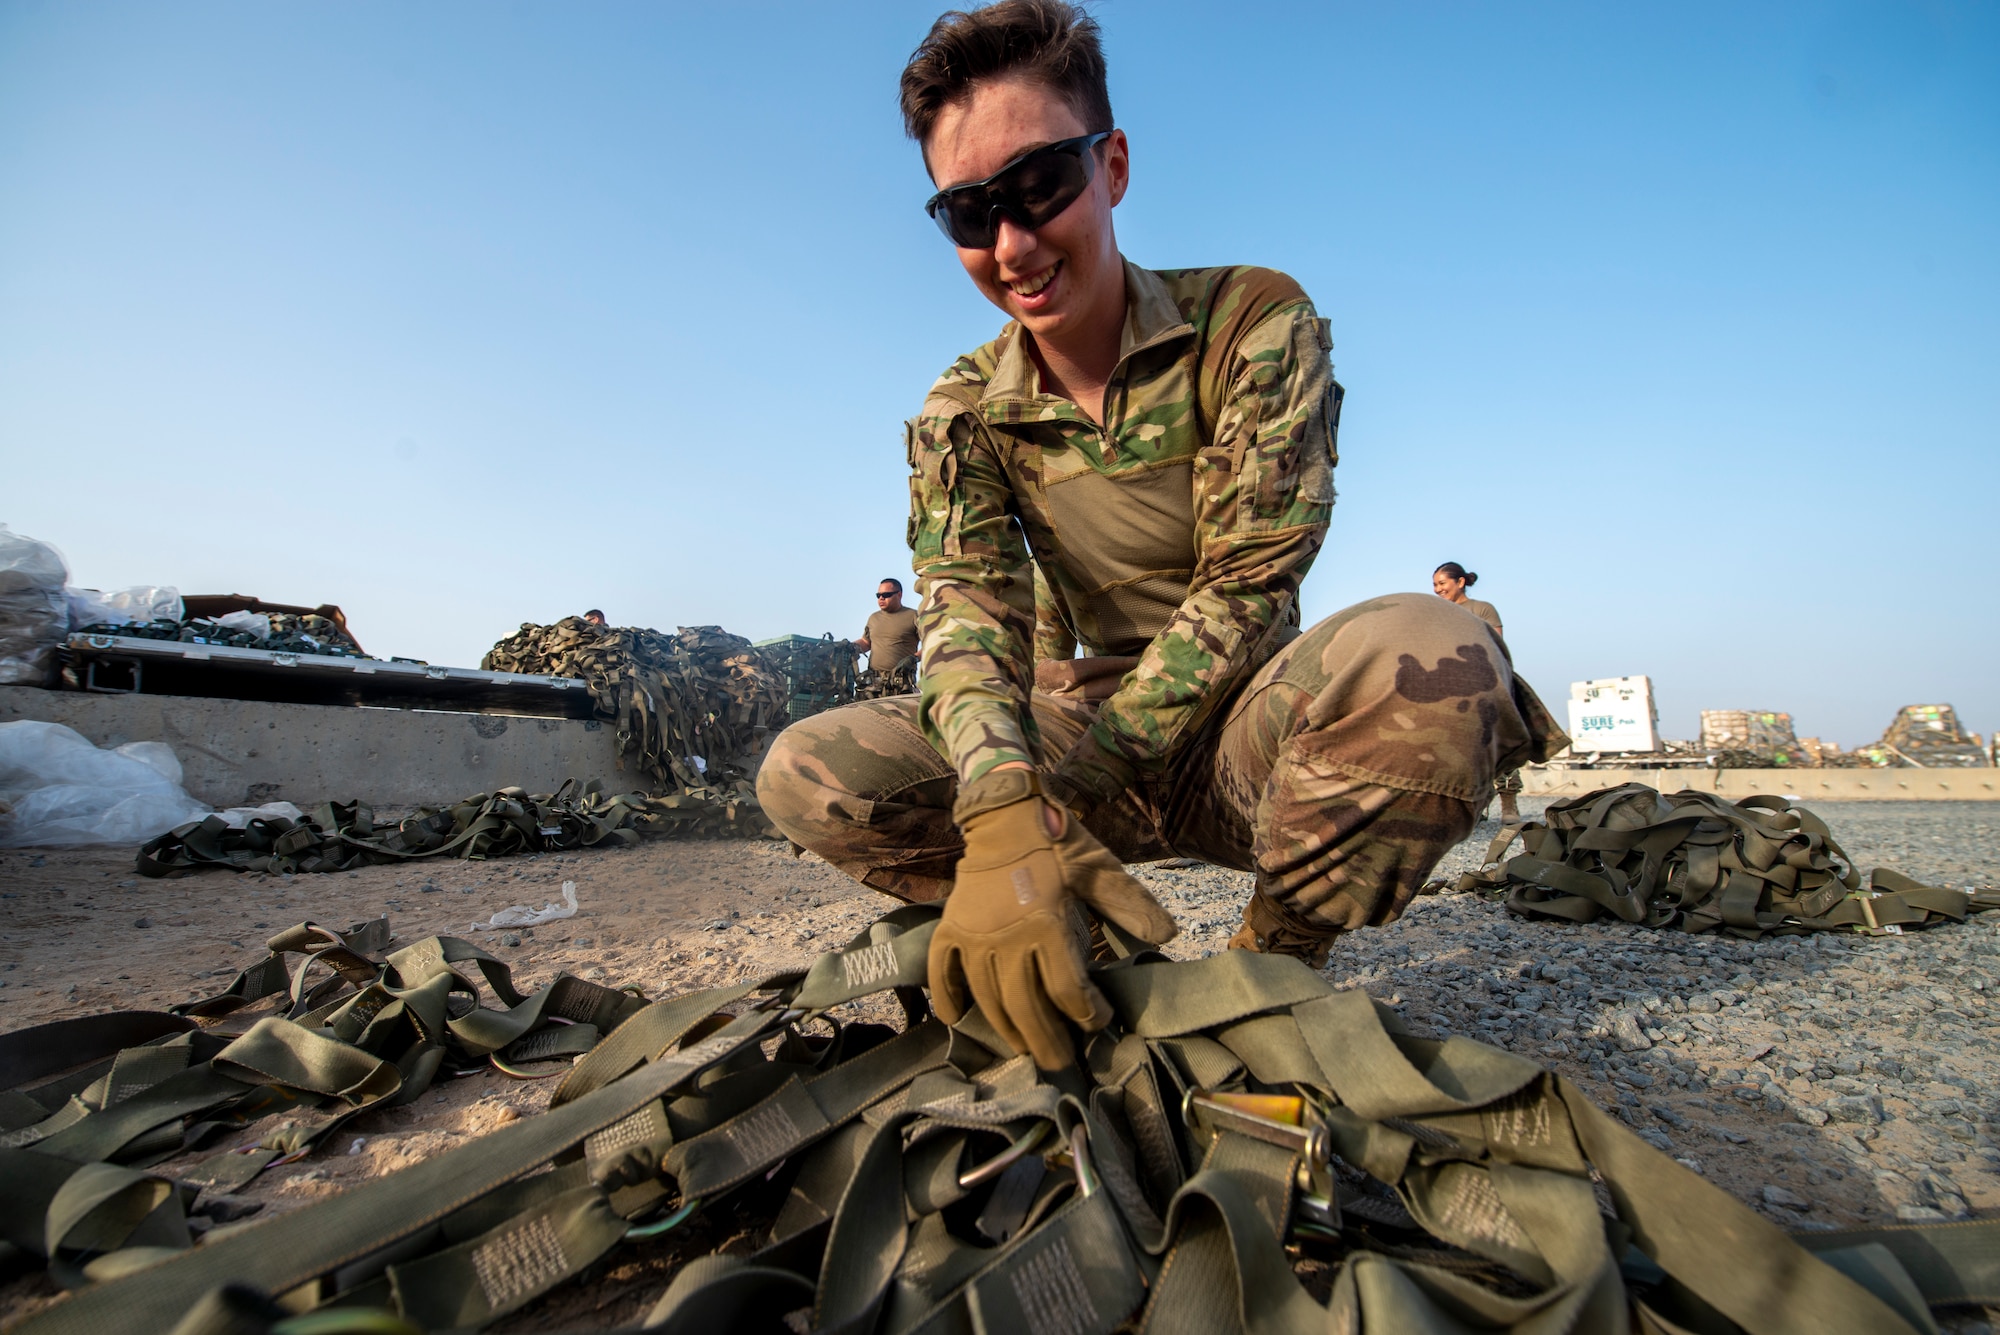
[0,686,629,809]
[1523,766,2000,801]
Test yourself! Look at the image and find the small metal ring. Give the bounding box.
[1069,1123,1098,1198]
[626,1196,702,1239]
[957,1122,1051,1190]
[490,1052,569,1080]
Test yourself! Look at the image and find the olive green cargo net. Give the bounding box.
[1450,784,1999,938]
[134,778,769,879]
[2,907,1993,1335]
[483,617,789,795]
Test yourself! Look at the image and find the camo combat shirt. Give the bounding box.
[907,260,1341,804]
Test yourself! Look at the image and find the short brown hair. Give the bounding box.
[899,1,1113,150]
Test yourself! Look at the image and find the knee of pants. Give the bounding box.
[755,716,859,852]
[1275,592,1524,805]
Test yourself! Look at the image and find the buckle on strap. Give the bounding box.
[1845,891,1904,936]
[1181,1090,1330,1165]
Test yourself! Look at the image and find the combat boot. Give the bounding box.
[1227,893,1337,970]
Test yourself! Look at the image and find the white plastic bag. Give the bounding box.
[471,881,579,931]
[216,801,306,828]
[66,585,183,629]
[212,610,271,639]
[0,525,70,686]
[0,720,210,847]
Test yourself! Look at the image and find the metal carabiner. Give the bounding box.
[957,1122,1052,1190]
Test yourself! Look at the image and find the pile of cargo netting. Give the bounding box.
[1452,783,1997,935]
[135,778,771,875]
[2,909,1991,1335]
[484,618,789,802]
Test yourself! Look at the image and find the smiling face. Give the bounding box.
[1433,570,1468,603]
[925,76,1128,349]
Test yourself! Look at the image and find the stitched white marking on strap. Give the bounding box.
[471,1213,568,1309]
[840,940,901,991]
[1485,1094,1552,1148]
[730,1098,803,1164]
[399,940,443,973]
[1010,1236,1098,1335]
[586,1106,656,1161]
[1437,1169,1529,1250]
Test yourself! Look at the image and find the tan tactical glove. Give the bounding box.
[928,769,1177,1069]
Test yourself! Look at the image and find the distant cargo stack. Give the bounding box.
[1699,710,1808,767]
[1856,703,1990,768]
[754,634,858,723]
[1565,676,1660,754]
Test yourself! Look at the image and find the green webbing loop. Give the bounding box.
[7,894,1995,1335]
[1455,783,1988,938]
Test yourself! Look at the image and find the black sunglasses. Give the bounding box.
[924,132,1111,250]
[876,591,899,598]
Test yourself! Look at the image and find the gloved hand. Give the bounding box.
[928,769,1177,1069]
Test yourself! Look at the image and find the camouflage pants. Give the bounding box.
[757,594,1559,945]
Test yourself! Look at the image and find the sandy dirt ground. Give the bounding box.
[0,798,1995,1330]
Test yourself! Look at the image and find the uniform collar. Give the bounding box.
[982,259,1195,419]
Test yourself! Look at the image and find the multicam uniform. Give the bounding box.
[1455,598,1524,805]
[760,261,1566,957]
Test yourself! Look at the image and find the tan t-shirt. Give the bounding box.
[1461,598,1503,633]
[863,607,920,670]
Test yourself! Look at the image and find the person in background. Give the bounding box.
[1432,562,1521,821]
[1431,563,1500,638]
[583,609,608,628]
[855,578,920,675]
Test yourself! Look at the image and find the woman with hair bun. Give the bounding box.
[1432,562,1502,639]
[1433,562,1521,820]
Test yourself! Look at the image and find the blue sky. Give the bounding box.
[2,2,1995,748]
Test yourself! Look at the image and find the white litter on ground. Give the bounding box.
[471,880,579,930]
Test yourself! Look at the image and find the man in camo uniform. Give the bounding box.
[759,0,1565,1067]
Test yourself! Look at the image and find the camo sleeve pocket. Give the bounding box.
[906,407,968,561]
[1232,309,1339,529]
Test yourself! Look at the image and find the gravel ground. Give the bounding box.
[0,796,1994,1329]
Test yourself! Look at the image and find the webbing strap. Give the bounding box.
[0,1013,196,1092]
[1456,784,1987,939]
[11,1004,788,1335]
[1794,1219,2000,1308]
[666,1020,951,1199]
[1098,950,1332,1036]
[1559,1080,1913,1335]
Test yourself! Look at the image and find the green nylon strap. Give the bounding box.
[1098,950,1332,1037]
[909,1190,1145,1335]
[1139,1165,1328,1335]
[42,1160,185,1261]
[641,1254,815,1334]
[551,982,762,1106]
[11,1003,789,1335]
[1794,1219,2000,1308]
[1557,1078,1914,1335]
[386,1184,627,1329]
[790,906,938,1012]
[1461,784,1984,940]
[1296,989,1542,1122]
[0,1012,196,1093]
[666,1019,951,1199]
